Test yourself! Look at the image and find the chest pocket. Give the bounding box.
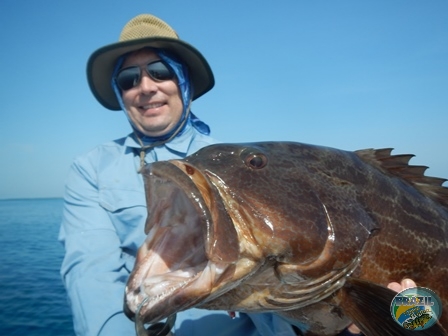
[99,187,148,249]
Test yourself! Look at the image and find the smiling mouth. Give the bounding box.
[141,102,165,110]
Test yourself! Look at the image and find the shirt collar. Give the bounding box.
[123,124,195,155]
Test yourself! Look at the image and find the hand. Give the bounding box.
[345,278,417,335]
[386,278,416,293]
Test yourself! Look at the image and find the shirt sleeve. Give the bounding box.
[58,155,135,336]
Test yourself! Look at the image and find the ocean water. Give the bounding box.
[0,198,74,336]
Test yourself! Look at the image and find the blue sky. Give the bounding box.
[0,0,447,199]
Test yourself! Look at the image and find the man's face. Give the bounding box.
[120,49,183,137]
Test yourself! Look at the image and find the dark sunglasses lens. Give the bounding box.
[116,67,140,91]
[147,61,173,81]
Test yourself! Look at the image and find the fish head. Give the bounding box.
[125,142,376,323]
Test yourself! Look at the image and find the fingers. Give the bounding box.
[387,282,402,292]
[346,323,362,334]
[387,278,417,293]
[401,278,416,289]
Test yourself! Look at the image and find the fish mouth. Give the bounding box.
[124,160,240,324]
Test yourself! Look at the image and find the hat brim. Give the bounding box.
[87,37,214,111]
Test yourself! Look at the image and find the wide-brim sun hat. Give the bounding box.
[87,14,215,111]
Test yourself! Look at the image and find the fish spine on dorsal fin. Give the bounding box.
[355,148,448,208]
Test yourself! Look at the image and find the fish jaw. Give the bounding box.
[124,161,262,324]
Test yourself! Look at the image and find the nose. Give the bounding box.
[138,71,158,94]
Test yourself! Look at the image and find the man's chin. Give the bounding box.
[139,123,176,138]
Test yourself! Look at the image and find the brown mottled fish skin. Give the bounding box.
[125,142,448,335]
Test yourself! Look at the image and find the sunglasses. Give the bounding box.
[115,60,175,91]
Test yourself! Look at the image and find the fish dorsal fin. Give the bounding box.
[355,148,448,208]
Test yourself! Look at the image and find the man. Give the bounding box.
[59,13,292,336]
[59,13,414,336]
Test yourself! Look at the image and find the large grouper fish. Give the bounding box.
[124,142,448,336]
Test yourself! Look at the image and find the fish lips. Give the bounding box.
[124,160,240,324]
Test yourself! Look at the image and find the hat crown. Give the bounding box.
[119,14,179,42]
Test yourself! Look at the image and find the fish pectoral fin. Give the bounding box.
[339,277,448,336]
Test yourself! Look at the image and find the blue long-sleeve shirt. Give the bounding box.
[58,126,299,336]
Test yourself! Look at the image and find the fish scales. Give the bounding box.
[124,142,448,336]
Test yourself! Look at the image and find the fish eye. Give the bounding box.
[245,153,268,169]
[185,165,195,175]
